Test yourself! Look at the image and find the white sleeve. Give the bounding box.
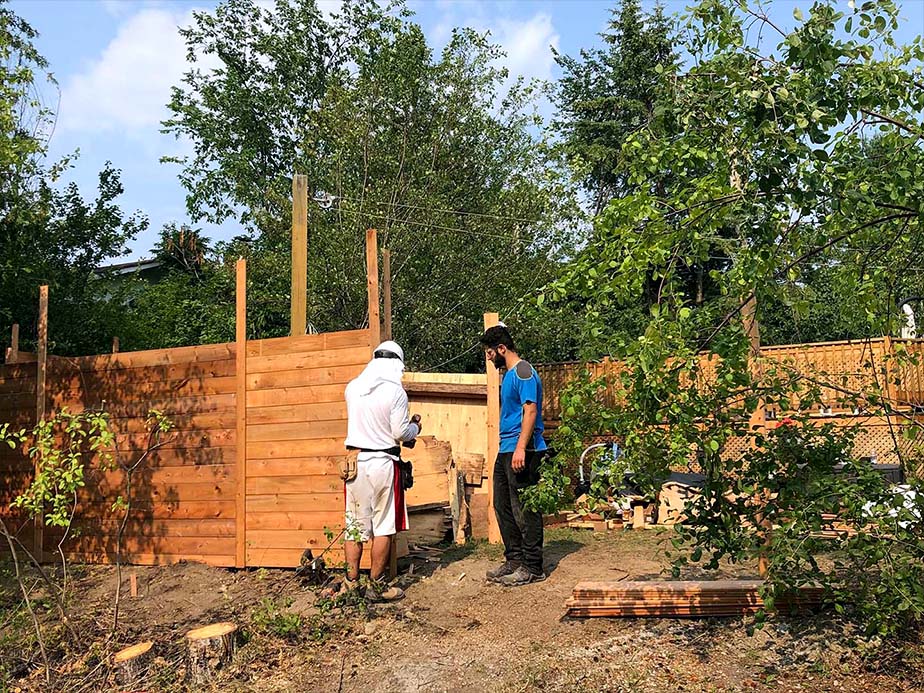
[391,386,419,442]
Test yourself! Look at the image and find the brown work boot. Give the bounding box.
[365,579,404,602]
[486,560,519,582]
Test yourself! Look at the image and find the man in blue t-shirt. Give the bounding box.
[479,324,547,586]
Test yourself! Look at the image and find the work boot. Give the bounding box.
[486,560,519,582]
[339,576,362,597]
[365,579,404,603]
[496,566,545,587]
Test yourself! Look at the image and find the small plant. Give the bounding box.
[250,597,303,640]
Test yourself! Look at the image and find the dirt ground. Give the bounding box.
[2,528,923,692]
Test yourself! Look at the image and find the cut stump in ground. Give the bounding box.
[186,622,238,684]
[113,641,154,687]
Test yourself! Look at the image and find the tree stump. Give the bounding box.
[113,641,154,688]
[186,622,238,684]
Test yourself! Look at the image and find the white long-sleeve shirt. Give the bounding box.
[344,378,419,458]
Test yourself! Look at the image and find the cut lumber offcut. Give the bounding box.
[113,641,154,687]
[455,452,485,486]
[186,622,238,684]
[565,580,823,619]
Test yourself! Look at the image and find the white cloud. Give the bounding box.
[59,7,215,135]
[493,14,559,84]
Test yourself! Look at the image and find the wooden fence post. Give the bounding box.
[35,286,48,560]
[6,323,19,363]
[483,312,502,544]
[112,336,120,353]
[291,173,308,337]
[366,229,381,347]
[235,259,247,568]
[383,248,392,341]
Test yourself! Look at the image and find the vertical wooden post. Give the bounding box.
[291,173,308,337]
[235,259,247,568]
[366,229,381,347]
[35,286,48,561]
[882,335,897,408]
[483,312,502,544]
[112,336,120,353]
[7,323,19,363]
[382,249,392,341]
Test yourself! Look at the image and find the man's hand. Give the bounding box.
[411,414,422,433]
[512,446,526,472]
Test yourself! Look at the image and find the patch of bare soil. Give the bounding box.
[2,529,923,692]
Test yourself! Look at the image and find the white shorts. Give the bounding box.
[344,455,406,542]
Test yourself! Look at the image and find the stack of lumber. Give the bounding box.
[565,579,823,618]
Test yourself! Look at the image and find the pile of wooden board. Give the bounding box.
[565,579,824,618]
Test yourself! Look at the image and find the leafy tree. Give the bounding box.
[0,6,146,356]
[543,0,924,635]
[161,0,580,369]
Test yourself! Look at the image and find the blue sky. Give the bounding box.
[9,0,924,260]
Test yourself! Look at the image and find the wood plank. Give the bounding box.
[245,529,339,549]
[105,412,236,434]
[35,284,48,560]
[484,312,501,544]
[100,429,236,450]
[74,501,236,520]
[48,376,237,405]
[54,394,236,419]
[246,420,347,442]
[245,476,343,496]
[246,401,348,425]
[456,452,485,485]
[245,511,344,531]
[246,438,348,459]
[245,383,347,408]
[57,342,235,372]
[63,551,235,568]
[245,330,371,357]
[246,364,364,391]
[383,248,392,340]
[403,381,487,399]
[291,173,308,337]
[245,491,343,512]
[77,481,233,503]
[52,535,236,556]
[235,257,247,568]
[245,546,338,568]
[246,457,342,477]
[246,345,371,374]
[84,465,234,486]
[366,228,381,347]
[48,518,236,538]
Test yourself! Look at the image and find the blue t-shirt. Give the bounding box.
[499,360,547,454]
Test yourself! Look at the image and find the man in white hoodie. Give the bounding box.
[343,340,421,600]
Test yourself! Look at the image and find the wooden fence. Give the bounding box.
[536,337,924,466]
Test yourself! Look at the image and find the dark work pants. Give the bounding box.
[493,450,544,575]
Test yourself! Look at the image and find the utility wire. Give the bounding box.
[338,207,542,243]
[336,195,550,226]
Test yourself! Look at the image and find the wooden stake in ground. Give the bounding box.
[383,248,392,341]
[291,173,308,337]
[186,622,238,684]
[366,228,381,347]
[113,641,154,687]
[34,286,48,561]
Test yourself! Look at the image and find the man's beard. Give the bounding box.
[492,354,506,369]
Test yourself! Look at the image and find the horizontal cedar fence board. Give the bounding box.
[47,377,237,405]
[74,501,236,520]
[0,364,37,382]
[246,384,346,408]
[245,529,337,549]
[54,394,236,419]
[84,464,234,485]
[93,429,235,450]
[51,535,236,555]
[246,330,370,357]
[245,492,342,512]
[49,518,236,538]
[63,551,235,568]
[245,511,343,530]
[53,342,235,372]
[245,476,343,496]
[60,447,235,467]
[246,364,364,391]
[246,457,343,477]
[246,438,347,459]
[247,345,371,374]
[76,481,234,503]
[103,412,236,434]
[246,401,348,426]
[403,381,487,398]
[246,420,347,442]
[47,358,236,382]
[246,547,341,568]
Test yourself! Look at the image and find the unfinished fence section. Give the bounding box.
[0,361,37,549]
[244,330,370,568]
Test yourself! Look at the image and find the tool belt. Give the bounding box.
[342,446,413,490]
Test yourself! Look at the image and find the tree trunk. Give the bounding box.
[113,641,154,688]
[186,622,238,685]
